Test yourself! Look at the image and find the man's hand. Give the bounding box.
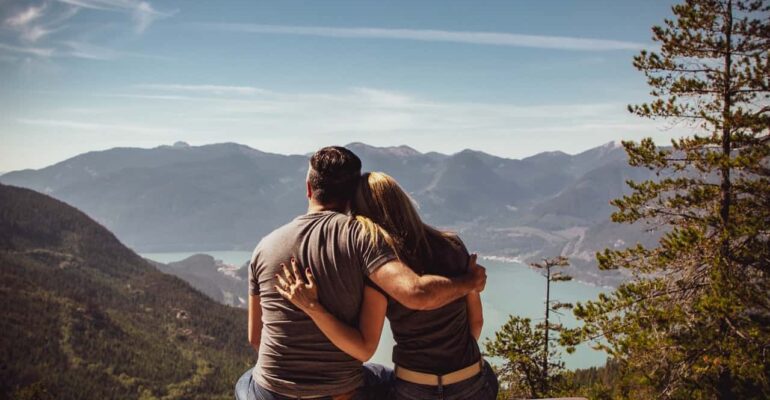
[467,253,487,293]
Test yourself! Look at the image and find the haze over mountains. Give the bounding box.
[1,141,660,286]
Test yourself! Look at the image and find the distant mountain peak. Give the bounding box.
[540,150,570,157]
[345,142,422,157]
[173,141,190,148]
[454,148,487,158]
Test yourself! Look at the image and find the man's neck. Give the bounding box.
[307,200,347,214]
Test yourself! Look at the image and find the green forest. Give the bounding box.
[0,183,253,399]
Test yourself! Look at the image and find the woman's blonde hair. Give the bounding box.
[352,171,459,272]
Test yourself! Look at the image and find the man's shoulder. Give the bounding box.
[251,217,304,262]
[322,210,356,225]
[260,218,300,242]
[252,212,356,255]
[307,211,359,236]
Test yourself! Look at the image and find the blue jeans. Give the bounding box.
[391,361,499,400]
[237,363,394,400]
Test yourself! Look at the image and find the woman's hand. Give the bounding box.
[275,258,320,314]
[276,258,387,363]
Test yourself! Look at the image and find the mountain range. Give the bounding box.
[0,183,252,399]
[0,141,662,286]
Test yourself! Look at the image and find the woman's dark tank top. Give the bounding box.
[371,233,481,374]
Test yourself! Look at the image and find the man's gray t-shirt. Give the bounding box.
[249,211,396,397]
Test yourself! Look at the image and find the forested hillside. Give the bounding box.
[0,184,252,399]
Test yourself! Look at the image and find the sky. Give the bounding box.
[0,0,687,172]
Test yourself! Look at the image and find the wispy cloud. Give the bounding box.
[0,0,172,65]
[60,40,122,60]
[5,4,47,28]
[100,93,203,101]
[0,42,55,57]
[61,40,171,60]
[18,117,181,135]
[135,84,271,96]
[55,0,173,33]
[3,3,58,42]
[0,40,168,60]
[203,23,647,51]
[131,1,165,33]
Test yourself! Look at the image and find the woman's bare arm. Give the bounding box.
[276,259,387,362]
[466,291,484,340]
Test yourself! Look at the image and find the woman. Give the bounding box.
[275,172,498,400]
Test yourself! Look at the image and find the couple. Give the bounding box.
[244,146,499,400]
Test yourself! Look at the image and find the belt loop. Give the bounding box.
[437,374,444,400]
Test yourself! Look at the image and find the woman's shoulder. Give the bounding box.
[427,230,467,254]
[426,231,470,273]
[443,233,467,253]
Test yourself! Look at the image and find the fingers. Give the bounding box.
[276,274,290,290]
[276,258,318,299]
[281,263,296,285]
[275,284,290,299]
[290,258,303,284]
[477,264,487,281]
[305,267,316,289]
[475,264,487,292]
[466,253,487,292]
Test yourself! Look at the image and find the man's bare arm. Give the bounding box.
[368,254,486,311]
[248,294,262,354]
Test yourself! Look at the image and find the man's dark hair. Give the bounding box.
[308,146,362,205]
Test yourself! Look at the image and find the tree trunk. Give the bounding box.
[543,263,551,395]
[719,0,733,266]
[716,3,736,399]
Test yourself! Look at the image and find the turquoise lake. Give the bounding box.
[142,251,609,370]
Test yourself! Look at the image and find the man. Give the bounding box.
[246,146,486,400]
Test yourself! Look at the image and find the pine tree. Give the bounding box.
[485,257,575,398]
[531,256,574,395]
[485,315,552,399]
[567,1,770,398]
